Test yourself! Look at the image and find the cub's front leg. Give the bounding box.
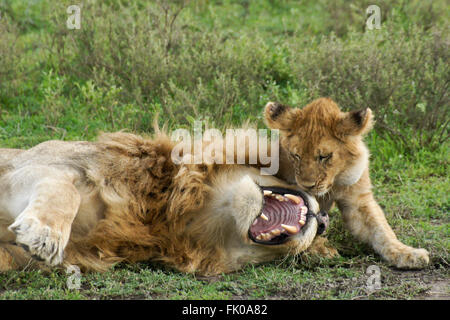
[1,165,81,266]
[336,172,429,269]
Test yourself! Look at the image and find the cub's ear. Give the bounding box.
[264,102,300,131]
[338,108,374,136]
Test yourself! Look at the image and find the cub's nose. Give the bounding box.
[300,183,315,191]
[265,101,285,119]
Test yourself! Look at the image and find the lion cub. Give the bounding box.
[264,98,429,269]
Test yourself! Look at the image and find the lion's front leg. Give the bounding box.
[337,191,429,269]
[1,166,81,266]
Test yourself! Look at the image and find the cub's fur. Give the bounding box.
[264,98,429,269]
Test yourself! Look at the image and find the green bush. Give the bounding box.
[286,23,449,150]
[46,1,282,128]
[0,0,448,152]
[0,17,21,93]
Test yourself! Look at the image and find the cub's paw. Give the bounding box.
[8,217,66,266]
[306,236,340,259]
[389,247,430,269]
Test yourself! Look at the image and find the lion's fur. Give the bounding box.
[263,98,429,269]
[0,129,321,275]
[65,131,217,273]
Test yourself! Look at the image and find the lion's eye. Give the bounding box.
[319,153,332,163]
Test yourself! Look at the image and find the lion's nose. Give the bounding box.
[316,210,329,235]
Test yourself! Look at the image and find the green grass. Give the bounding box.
[0,0,449,299]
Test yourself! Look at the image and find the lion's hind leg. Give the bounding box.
[1,166,81,266]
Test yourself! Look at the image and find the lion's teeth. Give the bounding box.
[263,190,272,196]
[275,195,284,201]
[256,233,272,241]
[301,206,308,214]
[284,194,301,204]
[260,213,269,221]
[262,233,271,240]
[281,224,298,234]
[270,229,281,236]
[299,220,305,226]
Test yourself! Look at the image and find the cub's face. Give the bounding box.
[264,98,373,196]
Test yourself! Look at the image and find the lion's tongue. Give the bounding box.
[249,196,304,239]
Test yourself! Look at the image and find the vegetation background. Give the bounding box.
[0,0,448,299]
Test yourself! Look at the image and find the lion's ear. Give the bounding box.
[338,108,374,136]
[264,102,300,131]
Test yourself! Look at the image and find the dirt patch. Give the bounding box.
[388,268,450,300]
[422,279,449,300]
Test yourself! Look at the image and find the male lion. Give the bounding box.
[0,131,328,275]
[263,98,429,269]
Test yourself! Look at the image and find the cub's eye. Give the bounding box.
[319,153,332,163]
[290,152,301,162]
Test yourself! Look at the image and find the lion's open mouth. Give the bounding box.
[248,187,310,245]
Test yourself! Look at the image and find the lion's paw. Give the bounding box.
[389,247,430,269]
[8,217,65,266]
